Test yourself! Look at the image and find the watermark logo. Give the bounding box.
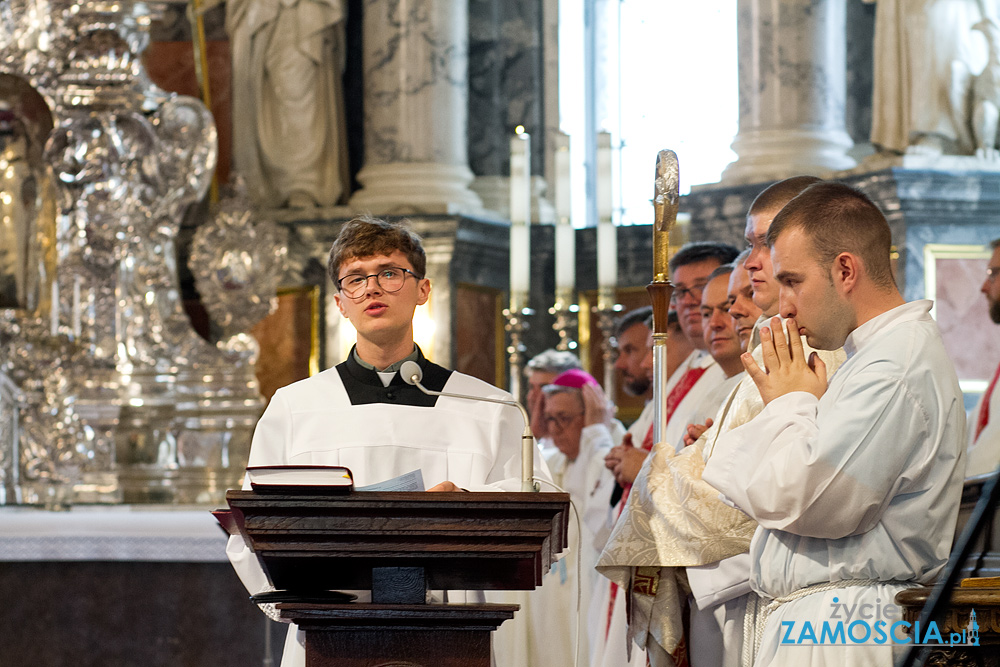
[779,597,980,647]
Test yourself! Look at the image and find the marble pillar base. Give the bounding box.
[848,152,1000,175]
[349,162,483,215]
[722,128,857,184]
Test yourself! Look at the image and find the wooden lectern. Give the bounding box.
[226,490,570,667]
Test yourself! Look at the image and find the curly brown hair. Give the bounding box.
[326,216,427,285]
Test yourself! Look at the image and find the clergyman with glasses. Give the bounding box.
[226,215,553,667]
[492,368,620,667]
[656,241,739,453]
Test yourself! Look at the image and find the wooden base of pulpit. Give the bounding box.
[280,603,519,667]
[224,490,570,667]
[896,584,1000,667]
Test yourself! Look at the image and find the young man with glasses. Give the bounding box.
[228,215,552,667]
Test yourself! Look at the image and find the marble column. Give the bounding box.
[349,0,482,214]
[466,0,553,221]
[722,0,856,184]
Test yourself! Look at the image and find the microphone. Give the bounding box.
[400,361,538,492]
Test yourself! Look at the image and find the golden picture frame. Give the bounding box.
[923,242,997,397]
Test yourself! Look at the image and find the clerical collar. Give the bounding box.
[337,345,451,406]
[351,346,420,374]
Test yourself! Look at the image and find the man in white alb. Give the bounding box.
[492,369,619,667]
[597,177,836,667]
[702,182,967,666]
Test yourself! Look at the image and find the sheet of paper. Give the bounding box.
[355,469,425,492]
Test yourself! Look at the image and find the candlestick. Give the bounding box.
[549,287,578,352]
[504,292,533,403]
[593,286,620,398]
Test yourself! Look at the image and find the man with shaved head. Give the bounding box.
[703,182,966,667]
[597,177,843,667]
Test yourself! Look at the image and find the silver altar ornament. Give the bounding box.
[0,0,274,505]
[0,313,105,507]
[190,176,286,358]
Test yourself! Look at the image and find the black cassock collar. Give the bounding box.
[336,345,452,407]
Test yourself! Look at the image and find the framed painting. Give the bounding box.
[923,243,998,402]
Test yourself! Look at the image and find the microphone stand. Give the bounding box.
[401,363,539,492]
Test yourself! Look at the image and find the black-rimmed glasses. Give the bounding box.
[671,282,708,304]
[337,267,421,298]
[544,412,583,428]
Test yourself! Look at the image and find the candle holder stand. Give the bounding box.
[503,291,534,403]
[593,286,622,396]
[548,288,578,352]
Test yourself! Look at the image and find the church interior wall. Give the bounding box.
[3,2,1000,661]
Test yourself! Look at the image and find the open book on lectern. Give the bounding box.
[246,465,355,493]
[245,466,427,493]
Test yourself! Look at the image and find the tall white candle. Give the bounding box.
[50,278,59,336]
[555,223,575,293]
[510,223,530,295]
[596,131,613,224]
[553,132,574,293]
[554,132,571,223]
[596,132,616,289]
[510,127,531,295]
[597,221,617,289]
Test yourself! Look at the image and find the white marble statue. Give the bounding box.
[972,17,1000,158]
[868,0,995,155]
[225,0,347,209]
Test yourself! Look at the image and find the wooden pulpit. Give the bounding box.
[225,490,570,667]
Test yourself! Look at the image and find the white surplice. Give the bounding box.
[702,300,967,667]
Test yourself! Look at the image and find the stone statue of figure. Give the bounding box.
[868,0,996,155]
[226,0,347,208]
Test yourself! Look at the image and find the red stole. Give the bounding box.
[975,361,1000,442]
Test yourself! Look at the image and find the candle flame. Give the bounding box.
[515,125,525,135]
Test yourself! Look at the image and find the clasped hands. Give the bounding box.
[746,317,828,405]
[604,432,648,487]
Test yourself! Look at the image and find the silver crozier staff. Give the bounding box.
[647,150,679,444]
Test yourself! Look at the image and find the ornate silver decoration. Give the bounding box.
[0,0,278,505]
[190,177,286,359]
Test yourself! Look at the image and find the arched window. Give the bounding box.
[559,0,737,227]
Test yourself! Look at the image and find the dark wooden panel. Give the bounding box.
[454,284,503,386]
[0,561,281,667]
